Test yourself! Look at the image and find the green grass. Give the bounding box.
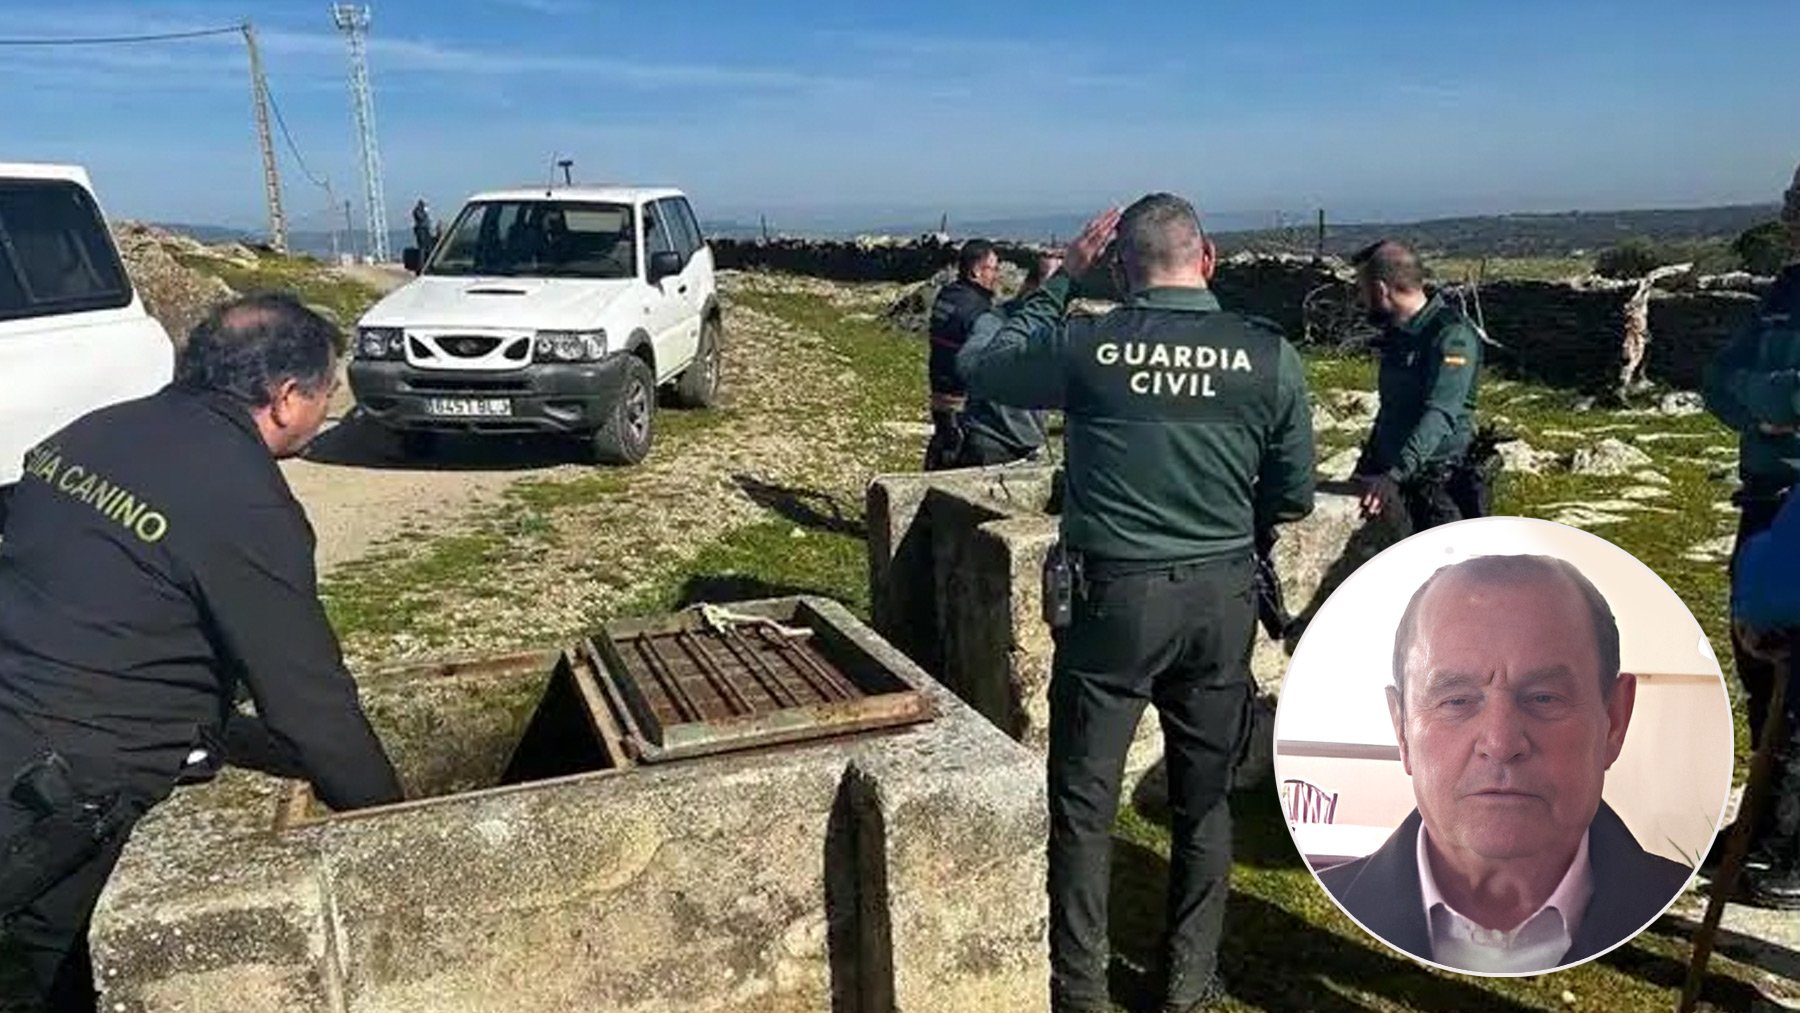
[175,249,383,327]
[305,283,1767,1013]
[1431,255,1595,283]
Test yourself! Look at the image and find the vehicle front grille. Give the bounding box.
[437,334,504,358]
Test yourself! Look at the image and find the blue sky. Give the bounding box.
[1,0,1794,234]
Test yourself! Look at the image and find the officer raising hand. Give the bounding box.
[959,194,1316,1012]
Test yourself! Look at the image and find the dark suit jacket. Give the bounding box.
[1316,802,1694,968]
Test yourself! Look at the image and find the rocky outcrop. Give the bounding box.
[110,221,235,348]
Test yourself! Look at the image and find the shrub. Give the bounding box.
[1733,220,1793,276]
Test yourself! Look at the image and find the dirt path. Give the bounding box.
[280,262,596,574]
[322,271,919,667]
[287,272,913,587]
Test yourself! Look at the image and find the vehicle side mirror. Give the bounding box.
[648,250,682,284]
[402,247,422,273]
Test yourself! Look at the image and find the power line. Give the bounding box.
[264,84,329,191]
[0,25,242,46]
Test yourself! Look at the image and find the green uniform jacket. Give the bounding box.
[1356,293,1482,483]
[1703,265,1800,498]
[958,296,1050,457]
[957,273,1316,562]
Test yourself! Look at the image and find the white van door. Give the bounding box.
[0,175,172,489]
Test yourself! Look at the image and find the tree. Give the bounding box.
[1733,220,1793,276]
[1593,238,1667,279]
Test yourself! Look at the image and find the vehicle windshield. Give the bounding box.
[425,200,636,279]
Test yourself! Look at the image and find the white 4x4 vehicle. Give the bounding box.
[0,163,173,528]
[348,186,722,464]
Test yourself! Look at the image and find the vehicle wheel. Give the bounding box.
[671,317,722,409]
[590,356,655,465]
[396,430,440,460]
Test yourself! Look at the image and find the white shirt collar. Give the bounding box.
[1416,823,1594,974]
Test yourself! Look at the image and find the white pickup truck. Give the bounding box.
[0,163,173,527]
[348,185,723,465]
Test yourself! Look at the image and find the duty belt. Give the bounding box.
[929,391,967,413]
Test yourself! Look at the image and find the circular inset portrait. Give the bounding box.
[1272,515,1732,976]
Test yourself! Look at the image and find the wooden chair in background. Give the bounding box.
[1282,778,1339,825]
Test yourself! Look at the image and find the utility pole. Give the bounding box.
[324,177,341,263]
[343,198,358,261]
[332,4,389,263]
[240,22,287,252]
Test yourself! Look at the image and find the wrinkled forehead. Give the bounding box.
[1408,571,1600,683]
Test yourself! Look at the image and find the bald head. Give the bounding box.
[1392,554,1621,707]
[1116,192,1214,292]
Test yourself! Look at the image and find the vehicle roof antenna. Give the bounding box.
[546,152,559,196]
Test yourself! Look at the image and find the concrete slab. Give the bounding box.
[92,598,1049,1013]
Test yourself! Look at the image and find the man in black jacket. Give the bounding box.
[923,239,999,470]
[1317,554,1692,973]
[0,293,403,1011]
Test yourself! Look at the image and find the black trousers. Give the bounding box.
[1047,553,1256,1010]
[954,431,1036,469]
[1,795,136,1013]
[1399,459,1489,534]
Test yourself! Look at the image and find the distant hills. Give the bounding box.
[154,201,1784,262]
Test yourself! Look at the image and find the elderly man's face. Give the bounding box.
[1387,573,1635,863]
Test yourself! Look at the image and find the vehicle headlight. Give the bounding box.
[357,327,404,360]
[532,330,607,363]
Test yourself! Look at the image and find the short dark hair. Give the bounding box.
[175,293,341,407]
[1024,255,1055,288]
[958,239,997,279]
[1351,239,1426,293]
[1391,554,1621,705]
[1117,192,1206,288]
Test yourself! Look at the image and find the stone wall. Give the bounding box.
[93,599,1049,1013]
[717,237,1771,394]
[865,465,1406,799]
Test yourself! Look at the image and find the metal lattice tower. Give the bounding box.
[240,23,288,252]
[331,4,389,263]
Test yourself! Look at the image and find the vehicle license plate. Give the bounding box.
[425,397,512,417]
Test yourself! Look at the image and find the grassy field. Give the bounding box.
[1431,255,1596,283]
[1,269,1767,1011]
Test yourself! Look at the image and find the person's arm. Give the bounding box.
[1258,340,1317,529]
[1387,321,1479,483]
[1705,318,1800,433]
[956,276,1075,409]
[193,504,402,811]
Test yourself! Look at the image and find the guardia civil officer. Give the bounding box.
[1703,161,1800,898]
[0,294,403,1011]
[958,195,1316,1013]
[1349,239,1486,532]
[924,239,1000,469]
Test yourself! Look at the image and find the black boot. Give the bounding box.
[1746,845,1800,910]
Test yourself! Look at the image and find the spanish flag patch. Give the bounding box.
[1443,354,1468,367]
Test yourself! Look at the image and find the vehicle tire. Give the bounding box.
[671,317,722,409]
[590,356,655,465]
[396,429,440,460]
